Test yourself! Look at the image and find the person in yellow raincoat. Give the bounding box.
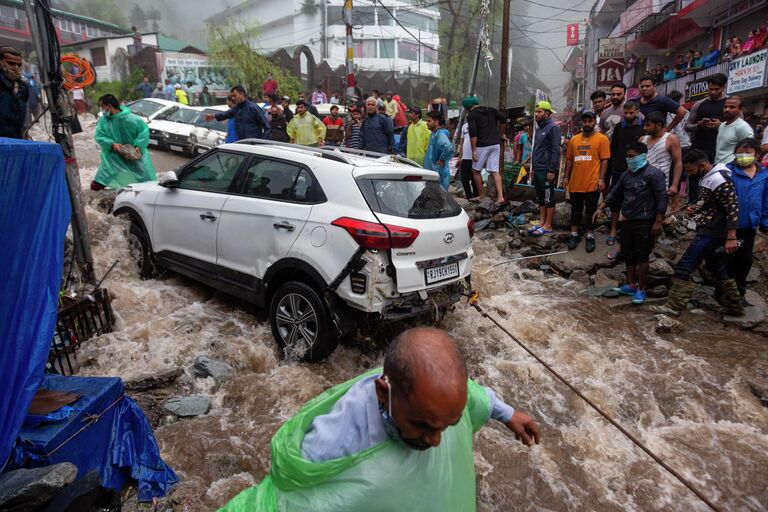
[174,84,188,105]
[91,94,156,190]
[220,327,540,512]
[286,99,326,146]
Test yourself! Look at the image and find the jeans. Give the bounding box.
[675,235,729,281]
[569,191,599,230]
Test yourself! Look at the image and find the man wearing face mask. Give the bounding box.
[0,46,28,139]
[594,142,668,304]
[222,327,540,511]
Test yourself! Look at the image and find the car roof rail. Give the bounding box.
[317,146,422,168]
[234,138,352,164]
[234,139,422,168]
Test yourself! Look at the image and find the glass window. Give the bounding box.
[327,6,344,25]
[355,40,377,58]
[422,46,438,64]
[358,179,461,219]
[398,41,419,61]
[128,100,165,118]
[153,106,179,121]
[356,6,376,25]
[241,159,302,201]
[376,6,394,25]
[195,109,228,132]
[167,107,202,124]
[397,11,436,32]
[178,151,246,193]
[379,39,395,59]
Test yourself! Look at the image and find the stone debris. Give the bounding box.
[163,395,211,417]
[655,314,682,334]
[193,356,233,381]
[125,368,183,392]
[0,463,78,512]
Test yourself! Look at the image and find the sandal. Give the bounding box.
[606,236,616,246]
[530,227,551,236]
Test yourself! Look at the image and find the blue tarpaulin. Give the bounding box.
[0,138,71,471]
[12,375,179,501]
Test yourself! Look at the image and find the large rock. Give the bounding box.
[648,258,675,277]
[0,463,78,512]
[746,361,768,407]
[163,395,211,417]
[193,356,233,381]
[569,270,591,285]
[594,269,619,288]
[550,232,614,274]
[552,202,571,229]
[746,266,761,283]
[655,314,682,333]
[723,291,766,329]
[474,197,498,215]
[125,368,183,392]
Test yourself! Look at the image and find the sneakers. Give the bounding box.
[617,284,637,296]
[632,289,647,304]
[567,234,582,250]
[585,236,596,253]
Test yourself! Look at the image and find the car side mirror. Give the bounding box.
[158,171,179,188]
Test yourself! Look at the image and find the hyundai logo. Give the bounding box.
[443,233,454,244]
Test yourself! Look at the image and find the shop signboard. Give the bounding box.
[727,48,768,94]
[567,24,579,46]
[597,38,625,88]
[685,76,711,103]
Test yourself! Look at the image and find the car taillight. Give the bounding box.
[332,217,419,249]
[467,217,475,238]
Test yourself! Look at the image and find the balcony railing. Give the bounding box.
[657,61,729,96]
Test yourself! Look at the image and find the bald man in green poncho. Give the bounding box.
[222,327,541,511]
[91,94,156,190]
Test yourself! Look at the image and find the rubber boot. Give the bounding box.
[650,278,696,316]
[718,278,746,316]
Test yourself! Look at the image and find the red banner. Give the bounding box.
[567,24,579,46]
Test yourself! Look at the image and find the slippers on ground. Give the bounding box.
[606,236,616,246]
[530,227,551,236]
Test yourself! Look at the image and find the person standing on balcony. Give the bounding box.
[637,75,688,133]
[701,44,722,68]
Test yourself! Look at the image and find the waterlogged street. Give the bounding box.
[63,118,768,511]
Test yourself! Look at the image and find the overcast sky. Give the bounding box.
[509,0,594,109]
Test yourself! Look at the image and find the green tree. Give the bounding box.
[72,0,127,27]
[145,7,162,32]
[207,21,304,100]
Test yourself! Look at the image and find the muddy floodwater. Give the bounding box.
[61,119,768,511]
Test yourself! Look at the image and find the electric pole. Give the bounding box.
[23,0,96,284]
[498,0,510,113]
[343,0,355,100]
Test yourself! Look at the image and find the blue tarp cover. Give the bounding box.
[12,374,179,501]
[0,138,71,470]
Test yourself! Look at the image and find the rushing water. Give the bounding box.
[55,119,768,511]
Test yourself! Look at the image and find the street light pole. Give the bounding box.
[23,0,96,284]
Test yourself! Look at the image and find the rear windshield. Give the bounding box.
[358,179,462,219]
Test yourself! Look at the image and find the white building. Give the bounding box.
[205,0,440,79]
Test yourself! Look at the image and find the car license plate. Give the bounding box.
[169,144,183,152]
[425,262,459,284]
[148,139,158,145]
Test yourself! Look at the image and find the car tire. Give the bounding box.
[269,281,338,362]
[128,223,161,279]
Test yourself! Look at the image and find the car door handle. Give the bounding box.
[273,221,295,231]
[200,212,217,221]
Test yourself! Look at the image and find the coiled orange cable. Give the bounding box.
[61,55,95,89]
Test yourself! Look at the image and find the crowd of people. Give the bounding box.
[508,74,767,314]
[647,22,768,84]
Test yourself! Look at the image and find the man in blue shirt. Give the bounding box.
[424,111,454,190]
[360,96,394,154]
[725,137,768,300]
[163,79,175,101]
[136,76,153,98]
[206,85,270,140]
[530,101,561,235]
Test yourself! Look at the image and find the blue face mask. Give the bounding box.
[626,154,647,172]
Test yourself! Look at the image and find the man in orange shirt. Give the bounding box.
[563,110,611,252]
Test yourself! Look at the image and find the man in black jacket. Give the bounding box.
[0,46,28,139]
[595,142,667,305]
[606,100,644,244]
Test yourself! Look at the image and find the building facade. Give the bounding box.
[0,0,126,54]
[573,0,768,115]
[205,0,440,83]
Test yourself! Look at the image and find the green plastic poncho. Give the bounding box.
[220,369,491,512]
[93,106,156,188]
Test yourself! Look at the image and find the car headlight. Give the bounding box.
[189,134,197,143]
[215,137,224,146]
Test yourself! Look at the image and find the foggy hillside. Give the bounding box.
[128,0,236,45]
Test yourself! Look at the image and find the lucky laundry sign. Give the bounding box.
[727,48,768,94]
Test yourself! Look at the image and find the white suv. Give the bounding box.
[113,141,474,361]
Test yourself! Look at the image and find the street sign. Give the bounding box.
[567,24,579,46]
